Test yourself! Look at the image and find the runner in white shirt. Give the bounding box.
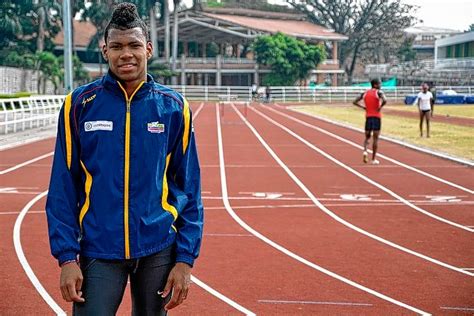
[415,83,434,137]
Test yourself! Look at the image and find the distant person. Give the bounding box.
[251,83,258,101]
[415,83,434,137]
[265,85,271,103]
[45,3,203,315]
[353,78,387,164]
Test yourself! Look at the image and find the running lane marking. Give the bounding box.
[253,106,473,233]
[258,299,373,307]
[216,103,431,315]
[191,276,256,315]
[13,190,67,315]
[0,152,53,175]
[237,104,472,276]
[269,105,474,195]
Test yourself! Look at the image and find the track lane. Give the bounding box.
[222,103,473,313]
[277,104,474,190]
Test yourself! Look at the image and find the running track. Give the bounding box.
[0,102,473,315]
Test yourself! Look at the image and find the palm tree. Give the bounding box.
[171,0,180,85]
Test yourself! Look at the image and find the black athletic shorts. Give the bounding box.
[365,117,381,131]
[421,109,431,113]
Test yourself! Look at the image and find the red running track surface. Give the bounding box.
[0,101,472,315]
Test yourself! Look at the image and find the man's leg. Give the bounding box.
[419,110,424,137]
[372,130,380,162]
[426,111,431,138]
[130,246,176,316]
[363,130,371,163]
[73,257,129,316]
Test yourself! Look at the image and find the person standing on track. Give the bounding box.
[415,83,434,138]
[353,78,387,165]
[45,3,203,315]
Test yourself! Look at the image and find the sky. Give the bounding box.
[401,0,473,31]
[237,0,474,32]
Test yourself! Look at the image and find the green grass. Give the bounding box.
[293,105,474,161]
[0,92,35,99]
[389,104,474,119]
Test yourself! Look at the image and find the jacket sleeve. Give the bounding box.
[168,98,204,267]
[45,93,82,265]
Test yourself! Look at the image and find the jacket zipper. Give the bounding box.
[117,80,145,259]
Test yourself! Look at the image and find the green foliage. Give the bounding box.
[148,59,177,82]
[252,32,326,86]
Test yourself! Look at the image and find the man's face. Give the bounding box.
[102,27,152,84]
[422,84,428,92]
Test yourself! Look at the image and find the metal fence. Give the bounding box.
[1,85,473,135]
[169,85,474,103]
[0,96,64,134]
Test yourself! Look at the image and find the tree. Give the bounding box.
[287,0,417,83]
[252,32,326,86]
[467,24,474,32]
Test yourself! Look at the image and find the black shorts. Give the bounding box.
[365,117,381,131]
[421,109,431,113]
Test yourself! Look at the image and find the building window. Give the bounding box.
[422,35,435,41]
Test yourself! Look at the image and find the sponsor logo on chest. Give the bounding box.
[147,121,165,133]
[84,120,113,132]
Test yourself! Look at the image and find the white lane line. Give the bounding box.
[253,106,473,234]
[0,152,53,175]
[1,210,45,215]
[239,104,473,276]
[270,105,474,194]
[13,190,67,315]
[461,268,474,271]
[216,104,431,316]
[440,306,474,311]
[283,105,474,167]
[191,276,256,315]
[204,233,254,237]
[258,299,373,307]
[193,102,205,119]
[14,193,255,316]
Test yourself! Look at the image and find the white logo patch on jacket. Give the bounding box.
[84,121,113,132]
[147,121,165,133]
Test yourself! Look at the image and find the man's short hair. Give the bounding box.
[104,2,149,43]
[370,78,381,87]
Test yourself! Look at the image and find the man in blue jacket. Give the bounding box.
[46,3,203,314]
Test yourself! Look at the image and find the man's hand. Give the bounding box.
[162,262,192,310]
[60,262,85,303]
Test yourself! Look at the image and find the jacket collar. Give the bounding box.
[102,70,155,99]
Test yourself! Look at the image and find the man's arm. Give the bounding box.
[378,90,387,111]
[430,93,435,116]
[353,93,365,109]
[45,93,85,303]
[162,98,203,310]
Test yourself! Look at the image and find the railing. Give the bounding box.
[1,85,473,135]
[169,85,474,102]
[0,96,64,134]
[436,57,474,69]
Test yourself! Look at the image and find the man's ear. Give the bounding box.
[146,41,153,60]
[101,44,108,62]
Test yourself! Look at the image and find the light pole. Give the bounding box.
[63,0,73,93]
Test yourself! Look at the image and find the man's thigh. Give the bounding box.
[130,246,176,316]
[73,257,129,316]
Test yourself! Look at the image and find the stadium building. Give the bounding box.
[53,8,348,86]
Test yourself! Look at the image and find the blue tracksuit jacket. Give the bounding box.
[46,72,203,266]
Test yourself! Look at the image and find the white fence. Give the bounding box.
[0,96,64,135]
[168,85,474,103]
[1,86,473,135]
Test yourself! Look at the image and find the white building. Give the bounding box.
[434,31,474,69]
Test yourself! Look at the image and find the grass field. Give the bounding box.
[389,104,474,119]
[293,105,474,161]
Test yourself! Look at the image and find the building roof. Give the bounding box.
[436,31,474,47]
[405,26,460,35]
[54,20,98,49]
[202,12,347,41]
